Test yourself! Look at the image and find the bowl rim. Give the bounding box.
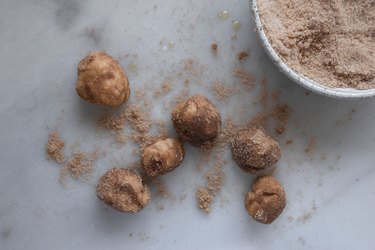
[250,0,375,99]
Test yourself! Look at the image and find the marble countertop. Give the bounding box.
[1,1,375,249]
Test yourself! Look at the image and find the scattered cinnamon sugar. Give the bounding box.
[259,78,269,107]
[211,81,232,102]
[125,104,152,137]
[154,80,172,97]
[155,120,168,137]
[59,149,99,184]
[211,43,218,52]
[233,68,255,89]
[174,88,190,105]
[135,89,145,99]
[238,51,249,60]
[196,152,226,213]
[271,105,290,124]
[184,59,201,76]
[275,126,285,134]
[98,111,127,144]
[205,155,225,195]
[46,131,65,163]
[249,113,268,128]
[215,117,237,147]
[196,188,212,213]
[115,133,127,144]
[286,139,293,145]
[305,137,316,155]
[152,178,170,198]
[271,91,281,101]
[98,112,126,130]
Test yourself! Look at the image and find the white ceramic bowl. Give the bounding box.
[250,0,375,99]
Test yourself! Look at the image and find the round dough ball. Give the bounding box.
[76,51,130,106]
[245,176,286,224]
[231,126,280,174]
[96,168,150,213]
[171,95,221,148]
[141,138,184,177]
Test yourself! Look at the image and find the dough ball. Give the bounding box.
[96,168,150,212]
[141,138,185,177]
[76,51,130,106]
[245,176,286,224]
[231,126,280,174]
[171,95,221,148]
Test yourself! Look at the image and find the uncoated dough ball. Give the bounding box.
[245,176,286,224]
[96,168,151,213]
[171,95,221,148]
[141,138,185,177]
[231,126,280,174]
[76,51,130,106]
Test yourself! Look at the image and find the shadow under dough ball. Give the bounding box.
[76,51,130,106]
[141,138,185,177]
[231,126,280,174]
[96,168,151,213]
[171,95,221,148]
[245,176,286,224]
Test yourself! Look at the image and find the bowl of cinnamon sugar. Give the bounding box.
[251,0,375,99]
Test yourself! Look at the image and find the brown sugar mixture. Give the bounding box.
[258,0,375,89]
[46,131,65,163]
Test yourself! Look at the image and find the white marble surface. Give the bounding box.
[1,1,375,249]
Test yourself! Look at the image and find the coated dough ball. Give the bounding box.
[231,126,280,174]
[96,168,150,213]
[245,176,286,224]
[76,51,130,106]
[141,138,184,177]
[171,95,221,148]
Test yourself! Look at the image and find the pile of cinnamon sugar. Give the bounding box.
[258,0,375,89]
[46,131,65,163]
